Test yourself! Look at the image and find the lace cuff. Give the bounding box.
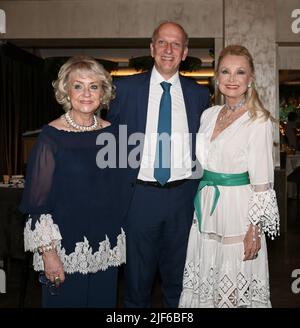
[24,214,62,252]
[31,229,126,273]
[248,188,280,240]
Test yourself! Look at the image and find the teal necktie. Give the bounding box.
[154,81,172,186]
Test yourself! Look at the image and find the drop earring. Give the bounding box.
[247,82,252,88]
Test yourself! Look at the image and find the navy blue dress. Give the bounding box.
[20,124,126,307]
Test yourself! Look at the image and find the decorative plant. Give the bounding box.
[97,59,119,72]
[279,104,298,122]
[128,56,154,71]
[128,55,202,72]
[209,48,215,68]
[44,57,118,78]
[179,56,202,72]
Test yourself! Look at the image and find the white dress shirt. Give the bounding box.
[138,66,192,182]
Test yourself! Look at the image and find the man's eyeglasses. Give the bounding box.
[38,272,60,296]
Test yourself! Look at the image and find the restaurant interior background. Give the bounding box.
[0,0,300,307]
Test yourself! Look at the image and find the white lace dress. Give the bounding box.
[179,105,279,308]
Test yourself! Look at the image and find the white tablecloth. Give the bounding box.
[0,183,24,188]
[0,269,6,293]
[286,154,300,198]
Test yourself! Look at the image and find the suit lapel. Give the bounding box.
[180,75,197,134]
[180,75,199,164]
[136,71,151,134]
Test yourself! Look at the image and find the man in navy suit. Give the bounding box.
[108,21,209,307]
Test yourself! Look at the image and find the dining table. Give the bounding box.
[0,184,25,293]
[286,153,300,199]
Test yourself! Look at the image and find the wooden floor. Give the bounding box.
[0,199,300,308]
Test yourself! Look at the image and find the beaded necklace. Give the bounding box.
[63,110,98,132]
[224,98,246,112]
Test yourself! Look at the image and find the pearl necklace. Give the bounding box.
[63,110,98,132]
[224,98,246,112]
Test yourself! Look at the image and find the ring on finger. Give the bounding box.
[54,276,61,287]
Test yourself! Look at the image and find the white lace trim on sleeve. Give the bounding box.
[24,214,62,252]
[248,188,280,240]
[31,228,126,273]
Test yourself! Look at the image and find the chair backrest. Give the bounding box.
[287,166,300,183]
[0,188,26,260]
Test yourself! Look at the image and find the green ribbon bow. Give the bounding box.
[194,170,250,231]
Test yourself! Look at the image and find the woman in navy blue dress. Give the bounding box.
[19,56,126,307]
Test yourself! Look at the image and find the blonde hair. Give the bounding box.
[216,45,274,121]
[52,55,115,112]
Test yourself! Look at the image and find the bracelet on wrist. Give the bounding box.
[37,242,56,255]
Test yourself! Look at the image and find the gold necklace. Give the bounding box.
[217,104,247,129]
[217,108,236,129]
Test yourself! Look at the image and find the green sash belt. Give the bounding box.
[194,170,250,231]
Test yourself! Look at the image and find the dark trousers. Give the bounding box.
[42,266,118,308]
[124,181,195,308]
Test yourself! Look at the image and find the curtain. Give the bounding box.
[0,45,118,176]
[0,42,60,176]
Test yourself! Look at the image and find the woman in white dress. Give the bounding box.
[179,45,280,308]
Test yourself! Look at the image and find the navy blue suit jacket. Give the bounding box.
[107,70,210,213]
